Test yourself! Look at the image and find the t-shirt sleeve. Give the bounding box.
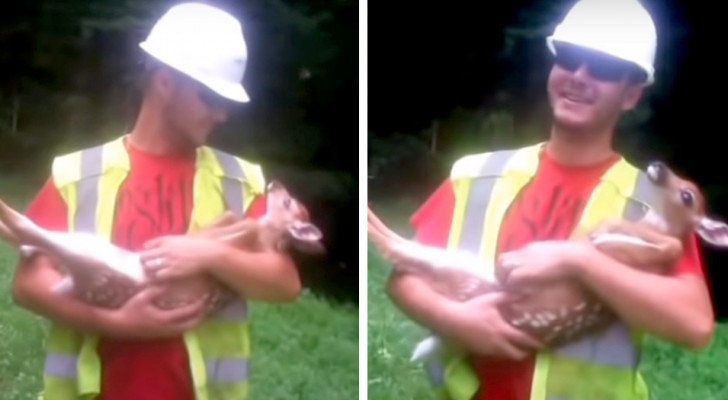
[244,193,267,220]
[409,178,456,248]
[670,232,705,279]
[23,177,68,232]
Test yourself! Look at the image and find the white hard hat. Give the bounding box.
[139,2,250,102]
[546,0,657,86]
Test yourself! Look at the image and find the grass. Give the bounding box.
[367,197,728,400]
[0,176,358,400]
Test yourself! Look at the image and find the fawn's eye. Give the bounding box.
[680,190,694,207]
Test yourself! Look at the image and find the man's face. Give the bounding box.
[546,42,645,134]
[162,72,233,148]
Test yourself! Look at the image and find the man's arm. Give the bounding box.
[386,179,543,359]
[13,252,207,338]
[13,252,114,333]
[200,193,302,302]
[141,193,303,303]
[11,178,110,332]
[568,234,714,350]
[206,246,302,302]
[386,178,459,331]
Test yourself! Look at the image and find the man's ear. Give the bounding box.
[151,68,175,100]
[621,84,644,112]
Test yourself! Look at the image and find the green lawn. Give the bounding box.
[367,197,728,400]
[0,176,358,400]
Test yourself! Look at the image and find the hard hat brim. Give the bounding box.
[139,42,250,103]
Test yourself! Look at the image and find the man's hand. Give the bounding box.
[12,252,209,339]
[387,271,543,361]
[139,233,301,303]
[445,292,544,360]
[497,236,714,350]
[140,235,225,281]
[103,285,209,339]
[496,240,584,287]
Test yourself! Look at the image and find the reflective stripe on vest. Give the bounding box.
[425,143,658,400]
[41,135,264,400]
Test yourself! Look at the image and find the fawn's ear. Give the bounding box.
[696,216,728,247]
[288,221,323,242]
[287,221,326,254]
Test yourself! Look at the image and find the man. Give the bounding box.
[12,3,302,400]
[386,0,714,399]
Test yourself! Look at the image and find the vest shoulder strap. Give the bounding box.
[600,157,662,219]
[450,142,545,180]
[196,146,266,196]
[51,136,128,189]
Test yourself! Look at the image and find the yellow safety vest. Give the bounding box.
[40,135,266,400]
[424,142,663,400]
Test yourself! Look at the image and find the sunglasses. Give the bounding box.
[197,86,231,110]
[553,44,642,83]
[173,72,232,110]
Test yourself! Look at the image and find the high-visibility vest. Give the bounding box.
[423,142,664,400]
[39,135,266,400]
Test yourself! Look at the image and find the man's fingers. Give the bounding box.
[470,291,517,306]
[154,266,182,281]
[496,264,512,283]
[506,329,544,351]
[143,237,164,249]
[140,251,167,270]
[497,254,523,282]
[500,321,545,350]
[502,268,531,287]
[176,311,207,332]
[132,285,167,304]
[128,285,172,309]
[159,296,209,324]
[498,252,521,269]
[492,339,529,360]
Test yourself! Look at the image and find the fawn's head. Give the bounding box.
[646,161,728,246]
[264,180,325,254]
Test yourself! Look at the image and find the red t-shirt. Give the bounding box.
[23,138,267,400]
[410,149,706,400]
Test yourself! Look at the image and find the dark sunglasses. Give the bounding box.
[197,86,231,110]
[174,72,233,110]
[553,44,642,83]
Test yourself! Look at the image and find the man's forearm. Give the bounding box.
[12,256,117,336]
[386,272,460,338]
[208,248,302,302]
[570,245,714,350]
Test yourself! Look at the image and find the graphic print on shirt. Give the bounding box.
[114,173,193,249]
[499,184,585,253]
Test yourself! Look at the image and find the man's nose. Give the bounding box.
[571,64,591,80]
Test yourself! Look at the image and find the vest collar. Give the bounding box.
[103,134,220,174]
[508,141,633,183]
